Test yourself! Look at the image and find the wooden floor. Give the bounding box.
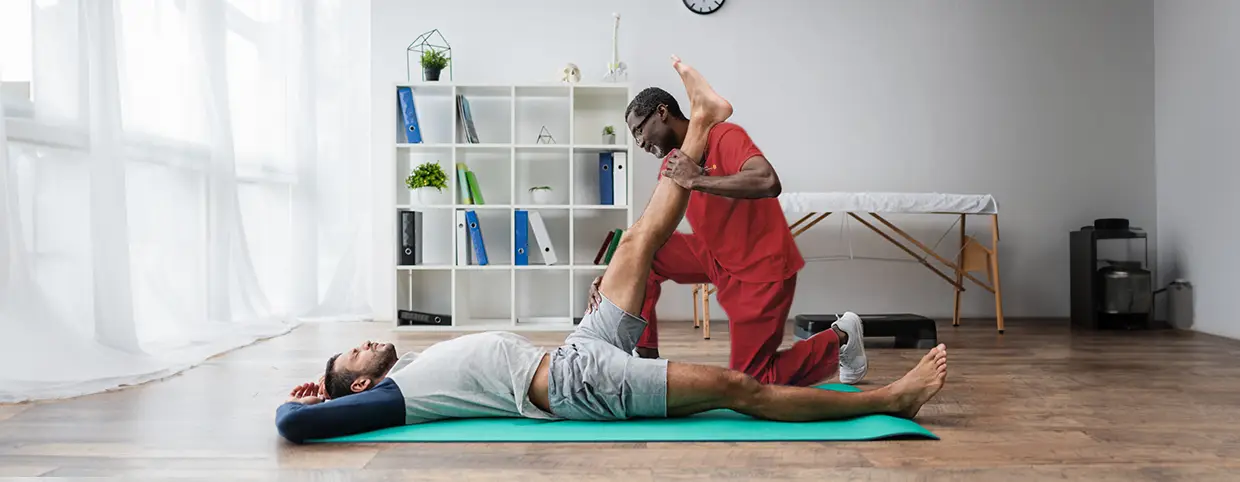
[2,318,1239,481]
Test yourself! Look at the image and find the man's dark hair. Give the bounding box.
[322,353,359,400]
[625,87,687,121]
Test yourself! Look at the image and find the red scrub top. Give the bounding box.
[659,123,804,283]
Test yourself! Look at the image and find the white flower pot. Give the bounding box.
[530,189,556,205]
[410,187,448,206]
[602,133,616,144]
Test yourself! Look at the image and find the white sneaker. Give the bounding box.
[832,312,868,384]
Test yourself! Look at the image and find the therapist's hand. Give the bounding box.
[662,149,704,190]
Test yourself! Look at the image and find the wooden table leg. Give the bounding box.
[954,214,965,327]
[991,214,1005,334]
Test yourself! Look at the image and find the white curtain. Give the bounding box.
[0,0,372,403]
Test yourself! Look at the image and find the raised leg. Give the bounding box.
[598,57,732,314]
[671,55,733,146]
[667,345,948,421]
[990,214,1004,334]
[637,233,711,357]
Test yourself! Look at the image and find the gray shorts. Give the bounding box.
[547,294,669,420]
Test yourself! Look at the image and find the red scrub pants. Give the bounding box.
[636,233,840,386]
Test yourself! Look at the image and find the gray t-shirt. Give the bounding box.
[385,331,559,424]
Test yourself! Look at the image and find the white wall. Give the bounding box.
[1155,0,1240,340]
[371,0,1156,322]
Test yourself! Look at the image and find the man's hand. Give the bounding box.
[585,276,603,314]
[286,382,325,405]
[661,149,706,189]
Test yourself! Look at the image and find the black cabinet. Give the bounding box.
[1070,226,1152,330]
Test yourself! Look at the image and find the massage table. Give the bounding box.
[691,192,1004,338]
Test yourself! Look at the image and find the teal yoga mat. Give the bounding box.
[310,384,937,443]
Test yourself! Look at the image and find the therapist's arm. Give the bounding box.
[661,125,781,200]
[684,155,781,199]
[275,379,405,444]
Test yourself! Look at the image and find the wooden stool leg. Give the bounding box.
[692,285,701,328]
[953,215,966,327]
[990,214,1005,334]
[701,286,711,340]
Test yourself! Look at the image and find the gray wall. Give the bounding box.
[371,0,1157,322]
[1155,0,1240,339]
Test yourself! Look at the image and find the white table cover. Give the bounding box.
[778,192,998,215]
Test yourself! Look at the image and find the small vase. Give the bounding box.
[410,187,446,205]
[424,67,442,81]
[530,189,555,205]
[602,133,616,144]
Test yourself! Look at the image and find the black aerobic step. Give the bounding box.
[794,313,938,349]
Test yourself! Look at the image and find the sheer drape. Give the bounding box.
[0,0,372,403]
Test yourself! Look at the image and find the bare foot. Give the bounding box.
[887,344,947,419]
[671,55,733,125]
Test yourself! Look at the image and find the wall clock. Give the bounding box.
[684,0,725,15]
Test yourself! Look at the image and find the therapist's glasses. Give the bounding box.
[632,106,660,137]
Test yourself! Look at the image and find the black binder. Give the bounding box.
[398,309,450,326]
[399,211,423,266]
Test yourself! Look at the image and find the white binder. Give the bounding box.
[613,152,627,206]
[455,210,470,265]
[527,211,558,265]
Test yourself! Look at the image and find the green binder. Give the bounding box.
[465,170,485,205]
[455,163,473,205]
[603,229,623,264]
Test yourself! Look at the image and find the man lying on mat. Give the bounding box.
[274,57,947,444]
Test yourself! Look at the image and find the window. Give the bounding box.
[1,0,34,116]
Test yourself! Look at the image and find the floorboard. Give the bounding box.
[3,318,1239,480]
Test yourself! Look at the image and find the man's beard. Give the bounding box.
[367,345,399,377]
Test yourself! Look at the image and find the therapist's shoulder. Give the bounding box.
[708,123,764,171]
[707,122,750,142]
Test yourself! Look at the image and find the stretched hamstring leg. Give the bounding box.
[667,344,948,421]
[599,57,732,314]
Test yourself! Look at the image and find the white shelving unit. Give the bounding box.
[392,82,634,331]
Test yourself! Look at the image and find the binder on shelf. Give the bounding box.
[465,170,485,205]
[456,94,480,143]
[455,210,471,265]
[465,210,489,265]
[399,210,423,265]
[527,211,558,265]
[603,228,623,264]
[613,152,627,206]
[593,230,616,265]
[598,152,614,205]
[456,163,474,204]
[514,210,529,266]
[398,309,450,326]
[397,87,422,144]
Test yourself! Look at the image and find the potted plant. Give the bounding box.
[602,125,616,144]
[528,186,556,205]
[420,48,449,81]
[406,161,449,205]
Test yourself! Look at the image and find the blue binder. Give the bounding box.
[464,210,489,265]
[598,152,614,205]
[514,210,529,266]
[398,87,422,144]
